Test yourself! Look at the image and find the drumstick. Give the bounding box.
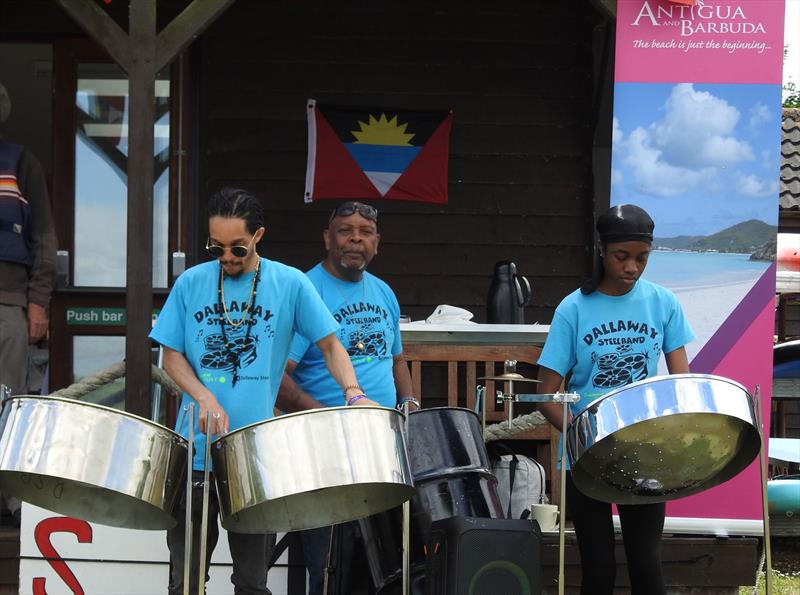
[198,411,214,594]
[183,403,195,595]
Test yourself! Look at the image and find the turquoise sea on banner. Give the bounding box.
[644,251,770,291]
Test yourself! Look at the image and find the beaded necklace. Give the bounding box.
[329,273,367,352]
[217,257,261,387]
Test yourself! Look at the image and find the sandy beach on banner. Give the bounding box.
[669,276,764,365]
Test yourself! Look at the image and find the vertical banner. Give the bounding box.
[612,0,785,533]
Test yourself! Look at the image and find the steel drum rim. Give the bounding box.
[2,395,186,440]
[570,373,749,417]
[210,406,480,448]
[408,405,479,416]
[211,404,403,445]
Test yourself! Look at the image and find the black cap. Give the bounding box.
[596,204,654,245]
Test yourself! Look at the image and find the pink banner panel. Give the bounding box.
[613,0,785,532]
[616,0,785,84]
[668,293,775,520]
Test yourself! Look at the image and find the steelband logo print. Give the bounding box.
[345,327,387,358]
[583,319,662,389]
[191,301,276,381]
[591,346,650,389]
[332,300,392,359]
[199,331,258,374]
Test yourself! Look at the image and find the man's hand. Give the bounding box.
[397,397,420,412]
[163,347,229,435]
[27,303,48,344]
[197,396,229,436]
[350,396,380,407]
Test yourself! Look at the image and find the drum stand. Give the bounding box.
[182,403,195,595]
[198,411,214,594]
[488,386,580,595]
[754,385,774,595]
[179,406,215,595]
[401,400,412,595]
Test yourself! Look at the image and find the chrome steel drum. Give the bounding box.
[0,396,188,529]
[566,374,760,504]
[213,406,414,533]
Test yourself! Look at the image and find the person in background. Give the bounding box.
[277,201,415,595]
[0,82,57,528]
[536,204,694,595]
[150,188,375,595]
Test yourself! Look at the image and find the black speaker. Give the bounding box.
[424,517,542,595]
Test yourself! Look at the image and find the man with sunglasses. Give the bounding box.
[150,188,374,595]
[277,200,415,595]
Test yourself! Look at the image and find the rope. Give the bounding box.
[483,410,548,442]
[49,361,181,401]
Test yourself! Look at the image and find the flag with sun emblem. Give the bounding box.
[305,99,453,204]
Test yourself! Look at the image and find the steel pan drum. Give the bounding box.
[212,406,414,533]
[566,374,760,504]
[0,396,188,529]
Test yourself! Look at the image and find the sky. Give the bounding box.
[611,82,783,237]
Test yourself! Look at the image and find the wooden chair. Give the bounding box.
[402,343,561,502]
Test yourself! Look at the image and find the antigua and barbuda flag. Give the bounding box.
[305,99,453,204]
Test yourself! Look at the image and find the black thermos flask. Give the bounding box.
[486,261,531,324]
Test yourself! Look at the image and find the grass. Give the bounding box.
[739,570,800,594]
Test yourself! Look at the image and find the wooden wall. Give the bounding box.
[199,0,603,323]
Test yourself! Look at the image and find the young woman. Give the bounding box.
[536,204,695,595]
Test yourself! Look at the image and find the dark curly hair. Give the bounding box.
[207,187,264,234]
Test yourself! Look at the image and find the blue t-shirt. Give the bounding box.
[150,257,338,469]
[288,263,403,408]
[537,279,695,466]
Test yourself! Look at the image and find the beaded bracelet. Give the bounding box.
[343,384,364,397]
[347,394,367,406]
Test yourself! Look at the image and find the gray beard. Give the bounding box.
[340,256,366,272]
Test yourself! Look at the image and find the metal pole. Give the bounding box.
[558,396,568,595]
[754,385,773,595]
[151,345,164,423]
[198,411,214,594]
[505,360,516,429]
[401,400,411,595]
[182,403,195,595]
[322,525,337,594]
[478,385,487,437]
[507,380,515,428]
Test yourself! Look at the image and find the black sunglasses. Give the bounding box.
[328,202,378,224]
[206,234,256,259]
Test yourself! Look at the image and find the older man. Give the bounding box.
[278,201,415,594]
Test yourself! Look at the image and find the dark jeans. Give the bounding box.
[566,472,666,595]
[300,523,355,595]
[168,471,276,595]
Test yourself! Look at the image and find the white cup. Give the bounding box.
[531,503,559,531]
